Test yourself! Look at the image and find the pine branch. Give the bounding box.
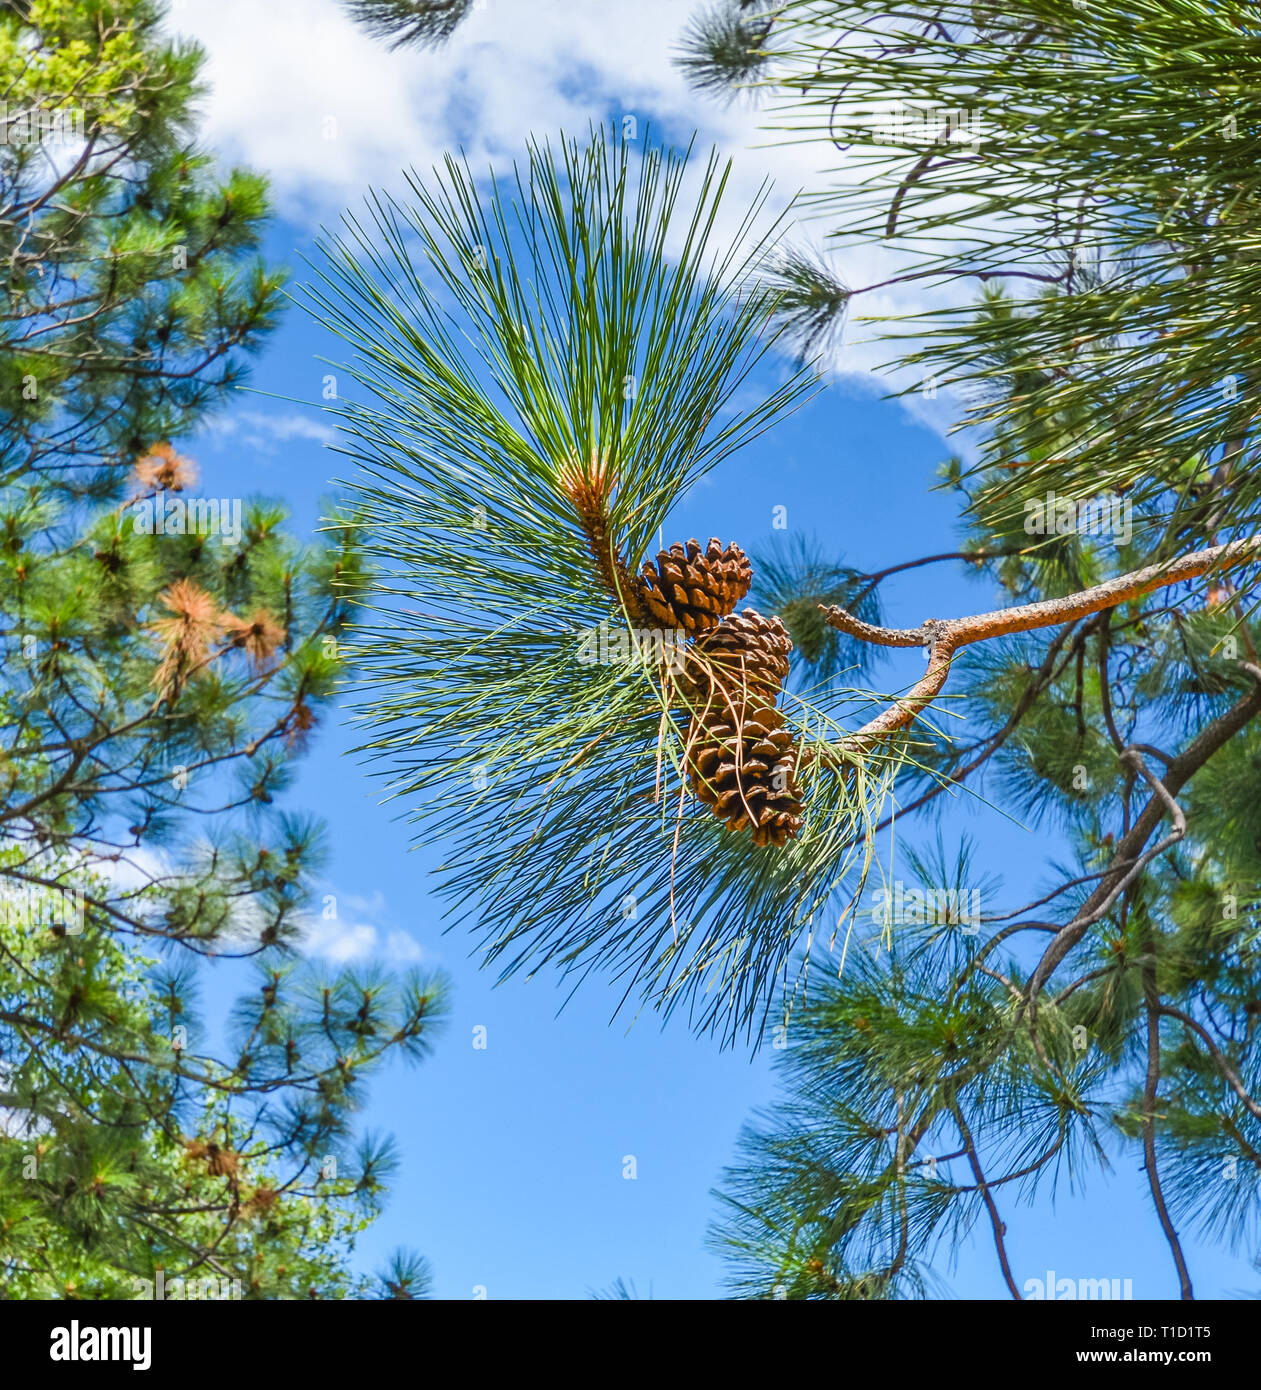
[823,537,1261,755]
[761,245,851,361]
[1142,992,1195,1299]
[951,1101,1023,1301]
[1157,1007,1261,1124]
[676,0,779,100]
[341,0,472,50]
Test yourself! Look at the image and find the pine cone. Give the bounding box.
[685,702,804,847]
[184,1138,240,1178]
[674,608,792,711]
[636,538,752,635]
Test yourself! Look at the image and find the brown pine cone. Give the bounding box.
[685,702,805,847]
[673,609,793,710]
[636,538,752,635]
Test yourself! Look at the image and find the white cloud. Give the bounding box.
[338,887,390,917]
[200,407,336,452]
[303,917,379,963]
[299,886,428,966]
[170,0,716,223]
[384,930,425,963]
[167,0,968,407]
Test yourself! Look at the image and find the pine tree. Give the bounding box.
[0,0,445,1299]
[0,0,282,492]
[675,1,1261,1297]
[677,0,1261,525]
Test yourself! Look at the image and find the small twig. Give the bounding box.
[1142,983,1195,1299]
[952,1101,1023,1301]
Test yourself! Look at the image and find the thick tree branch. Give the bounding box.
[822,538,1261,755]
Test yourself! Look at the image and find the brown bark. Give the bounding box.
[822,538,1261,756]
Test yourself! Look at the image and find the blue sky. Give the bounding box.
[164,0,1256,1299]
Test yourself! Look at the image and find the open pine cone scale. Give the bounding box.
[637,537,752,634]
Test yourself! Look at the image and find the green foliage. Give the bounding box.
[377,1247,436,1298]
[683,0,1261,540]
[712,339,1261,1291]
[712,911,1114,1297]
[589,1275,650,1299]
[751,534,884,686]
[677,1,779,100]
[0,878,447,1299]
[757,245,851,364]
[0,457,449,1296]
[0,0,283,495]
[0,0,445,1299]
[342,0,473,50]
